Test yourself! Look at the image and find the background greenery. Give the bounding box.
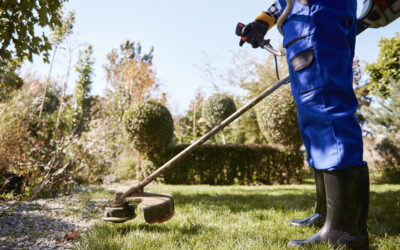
[0,1,399,249]
[0,0,399,202]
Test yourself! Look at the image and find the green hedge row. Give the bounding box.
[150,144,304,185]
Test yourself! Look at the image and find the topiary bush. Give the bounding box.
[375,138,400,183]
[124,101,174,154]
[255,86,302,150]
[202,94,237,144]
[202,94,237,128]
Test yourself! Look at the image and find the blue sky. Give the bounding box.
[23,0,400,114]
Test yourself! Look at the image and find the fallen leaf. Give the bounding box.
[64,230,80,241]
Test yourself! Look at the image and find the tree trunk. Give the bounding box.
[39,45,58,117]
[192,103,196,142]
[221,130,226,145]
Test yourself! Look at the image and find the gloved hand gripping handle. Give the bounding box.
[236,23,286,56]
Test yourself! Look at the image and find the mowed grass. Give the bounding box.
[76,183,400,250]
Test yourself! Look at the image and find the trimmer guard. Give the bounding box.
[126,193,175,224]
[103,193,174,224]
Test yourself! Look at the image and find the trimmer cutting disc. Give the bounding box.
[103,203,137,223]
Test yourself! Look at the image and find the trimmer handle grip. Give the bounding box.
[236,22,285,56]
[235,22,270,47]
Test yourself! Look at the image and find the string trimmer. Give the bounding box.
[103,0,400,224]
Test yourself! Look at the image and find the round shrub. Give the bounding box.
[202,94,237,128]
[124,101,174,153]
[255,86,302,150]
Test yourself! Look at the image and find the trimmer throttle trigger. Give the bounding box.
[236,23,247,46]
[235,22,245,36]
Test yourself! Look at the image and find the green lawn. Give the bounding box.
[76,184,400,250]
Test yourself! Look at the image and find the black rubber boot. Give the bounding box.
[288,167,370,249]
[290,169,326,227]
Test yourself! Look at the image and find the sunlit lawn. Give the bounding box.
[76,183,400,250]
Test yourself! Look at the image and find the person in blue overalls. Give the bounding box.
[239,0,370,248]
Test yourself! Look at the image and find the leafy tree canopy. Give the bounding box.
[366,32,400,97]
[104,40,157,105]
[0,0,68,68]
[361,80,400,137]
[0,59,23,102]
[65,45,95,136]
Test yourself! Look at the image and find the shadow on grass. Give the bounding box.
[114,222,214,236]
[170,188,400,237]
[172,192,316,212]
[369,190,400,237]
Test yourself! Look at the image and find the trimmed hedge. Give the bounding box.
[150,144,304,185]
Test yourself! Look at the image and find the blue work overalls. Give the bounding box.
[275,0,366,171]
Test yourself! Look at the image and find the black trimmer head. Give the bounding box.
[103,203,137,223]
[103,193,174,224]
